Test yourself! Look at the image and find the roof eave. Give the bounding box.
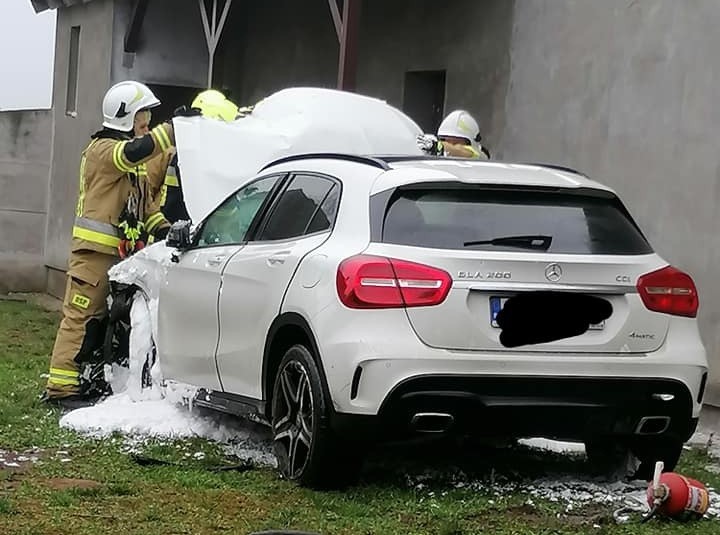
[30,0,97,13]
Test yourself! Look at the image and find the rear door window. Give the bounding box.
[257,174,339,241]
[375,187,652,255]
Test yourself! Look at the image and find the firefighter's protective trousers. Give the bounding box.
[46,123,174,398]
[46,250,116,397]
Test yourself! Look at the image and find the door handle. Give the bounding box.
[207,255,226,266]
[267,250,291,266]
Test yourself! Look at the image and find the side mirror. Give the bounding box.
[166,220,192,251]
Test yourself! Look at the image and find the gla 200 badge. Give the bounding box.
[457,271,512,280]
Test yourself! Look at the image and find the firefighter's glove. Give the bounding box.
[119,221,142,242]
[416,133,442,155]
[237,105,254,118]
[173,105,203,118]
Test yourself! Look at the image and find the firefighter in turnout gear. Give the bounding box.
[416,110,491,160]
[157,89,248,224]
[44,81,175,409]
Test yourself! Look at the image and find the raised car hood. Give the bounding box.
[173,87,423,223]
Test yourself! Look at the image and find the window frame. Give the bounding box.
[190,172,289,250]
[249,171,343,243]
[66,25,81,117]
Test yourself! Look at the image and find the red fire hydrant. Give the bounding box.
[645,461,710,521]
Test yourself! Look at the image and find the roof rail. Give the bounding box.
[379,155,587,171]
[372,154,445,163]
[261,153,390,171]
[524,163,587,177]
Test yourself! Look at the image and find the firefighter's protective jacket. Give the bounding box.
[72,123,174,256]
[441,142,489,160]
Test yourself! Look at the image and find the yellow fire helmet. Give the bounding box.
[191,89,239,122]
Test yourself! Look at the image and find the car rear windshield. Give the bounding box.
[374,186,653,255]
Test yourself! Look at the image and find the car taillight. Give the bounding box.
[637,266,699,318]
[336,255,452,309]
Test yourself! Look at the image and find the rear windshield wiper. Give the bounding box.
[463,235,552,250]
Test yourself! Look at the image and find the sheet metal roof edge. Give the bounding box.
[31,0,97,13]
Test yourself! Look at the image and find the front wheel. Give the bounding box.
[271,344,361,489]
[103,287,156,394]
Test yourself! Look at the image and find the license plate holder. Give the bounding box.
[489,296,605,330]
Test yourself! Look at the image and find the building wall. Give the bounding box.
[220,0,338,106]
[357,0,513,148]
[45,0,115,297]
[499,0,720,381]
[111,0,208,89]
[219,0,512,147]
[0,110,53,294]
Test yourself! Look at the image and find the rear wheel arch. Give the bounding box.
[262,313,332,420]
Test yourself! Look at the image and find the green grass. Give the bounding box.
[1,298,719,534]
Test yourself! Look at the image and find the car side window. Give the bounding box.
[257,174,338,241]
[306,184,339,234]
[197,175,280,247]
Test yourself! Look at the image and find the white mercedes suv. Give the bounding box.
[109,154,708,489]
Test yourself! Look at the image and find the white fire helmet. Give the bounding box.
[437,110,482,152]
[102,81,161,132]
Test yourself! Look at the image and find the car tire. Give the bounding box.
[271,344,361,489]
[631,438,684,480]
[584,438,640,480]
[584,437,683,481]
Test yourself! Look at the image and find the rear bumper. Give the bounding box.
[330,375,699,444]
[311,298,707,440]
[315,311,707,419]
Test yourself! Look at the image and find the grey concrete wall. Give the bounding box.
[0,110,53,293]
[499,0,720,381]
[219,0,512,147]
[111,0,208,88]
[45,0,114,290]
[357,0,513,149]
[221,0,338,106]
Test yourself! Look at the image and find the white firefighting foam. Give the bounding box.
[59,261,276,467]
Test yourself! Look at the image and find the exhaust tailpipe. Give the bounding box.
[411,412,454,433]
[635,416,671,435]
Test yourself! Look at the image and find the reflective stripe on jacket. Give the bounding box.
[72,216,121,249]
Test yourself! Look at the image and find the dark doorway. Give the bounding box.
[402,70,446,134]
[147,84,205,125]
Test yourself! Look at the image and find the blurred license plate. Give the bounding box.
[489,296,605,330]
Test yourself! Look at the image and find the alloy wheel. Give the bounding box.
[273,360,314,479]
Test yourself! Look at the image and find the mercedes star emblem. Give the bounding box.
[545,263,563,282]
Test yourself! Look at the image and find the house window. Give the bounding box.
[66,26,80,116]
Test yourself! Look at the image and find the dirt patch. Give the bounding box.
[1,292,63,312]
[0,449,43,473]
[42,478,102,491]
[561,503,615,527]
[504,504,543,520]
[2,476,22,492]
